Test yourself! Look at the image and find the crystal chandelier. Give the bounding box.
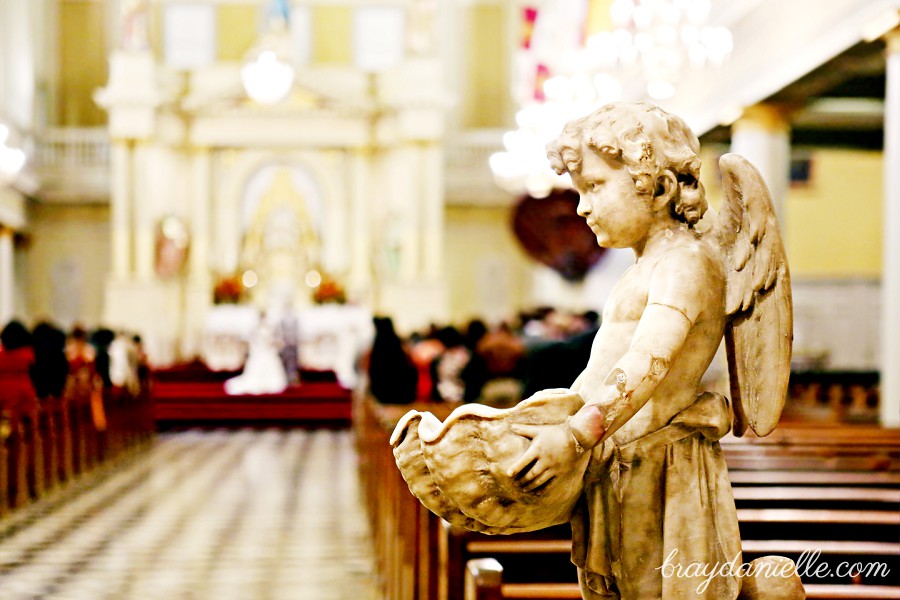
[490,73,625,198]
[596,0,733,99]
[489,0,732,196]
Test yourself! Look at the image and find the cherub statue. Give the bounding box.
[391,102,798,599]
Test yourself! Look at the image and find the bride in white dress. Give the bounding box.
[224,318,288,395]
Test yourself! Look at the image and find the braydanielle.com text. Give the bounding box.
[657,548,892,594]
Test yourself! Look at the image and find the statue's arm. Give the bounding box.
[568,254,707,449]
[571,369,586,391]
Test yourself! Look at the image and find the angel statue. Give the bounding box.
[391,102,800,599]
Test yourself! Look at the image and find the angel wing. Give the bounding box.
[709,153,793,437]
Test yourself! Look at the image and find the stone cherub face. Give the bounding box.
[570,148,661,250]
[547,101,709,252]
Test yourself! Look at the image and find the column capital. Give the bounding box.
[733,103,791,135]
[885,27,900,54]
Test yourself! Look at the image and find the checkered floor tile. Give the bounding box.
[0,430,381,600]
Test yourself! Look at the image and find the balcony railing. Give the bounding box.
[444,129,511,205]
[27,126,512,205]
[33,127,110,167]
[30,127,110,202]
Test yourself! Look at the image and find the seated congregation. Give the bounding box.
[0,319,152,516]
[366,308,600,409]
[365,309,881,426]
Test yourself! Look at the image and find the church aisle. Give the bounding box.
[0,429,381,600]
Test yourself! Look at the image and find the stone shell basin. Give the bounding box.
[390,389,590,535]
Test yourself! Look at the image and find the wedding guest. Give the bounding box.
[0,320,36,404]
[66,324,96,372]
[410,325,445,401]
[30,322,69,398]
[432,326,471,403]
[368,316,417,404]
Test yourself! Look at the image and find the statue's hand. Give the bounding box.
[507,423,583,492]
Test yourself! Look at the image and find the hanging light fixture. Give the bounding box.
[241,0,295,104]
[489,1,733,195]
[597,0,733,99]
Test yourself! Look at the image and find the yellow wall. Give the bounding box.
[700,147,883,279]
[585,0,614,36]
[57,0,108,126]
[217,5,258,61]
[461,4,509,129]
[698,146,725,212]
[785,149,883,277]
[312,6,352,65]
[444,204,533,324]
[25,204,111,328]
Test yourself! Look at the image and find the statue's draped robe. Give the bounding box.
[571,392,742,599]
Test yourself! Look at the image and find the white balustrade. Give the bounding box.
[444,129,509,205]
[30,127,111,201]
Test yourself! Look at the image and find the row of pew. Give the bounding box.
[0,368,154,516]
[358,395,900,600]
[784,371,881,424]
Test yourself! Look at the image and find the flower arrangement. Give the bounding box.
[313,274,346,304]
[213,274,243,304]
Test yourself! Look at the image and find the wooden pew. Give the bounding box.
[463,504,899,599]
[465,558,900,600]
[1,402,28,509]
[0,409,7,516]
[23,401,44,499]
[0,364,155,517]
[432,425,900,600]
[361,394,900,600]
[785,371,880,424]
[357,394,462,600]
[38,394,62,493]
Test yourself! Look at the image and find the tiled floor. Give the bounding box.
[0,430,382,600]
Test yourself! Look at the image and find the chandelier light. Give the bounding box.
[242,49,295,104]
[594,0,733,99]
[490,74,625,198]
[241,0,295,104]
[490,1,733,196]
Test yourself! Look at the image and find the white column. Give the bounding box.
[0,0,36,128]
[730,104,791,228]
[110,140,132,280]
[190,148,212,280]
[182,147,213,360]
[348,148,372,291]
[396,145,419,281]
[420,142,444,281]
[216,160,241,276]
[881,30,900,428]
[133,142,155,281]
[437,0,465,132]
[0,226,14,325]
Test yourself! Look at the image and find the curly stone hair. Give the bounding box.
[546,101,708,226]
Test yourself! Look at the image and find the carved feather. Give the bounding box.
[710,154,793,437]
